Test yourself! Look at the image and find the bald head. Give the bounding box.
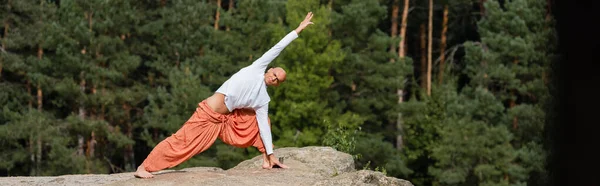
[265,67,287,86]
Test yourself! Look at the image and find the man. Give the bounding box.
[134,12,314,179]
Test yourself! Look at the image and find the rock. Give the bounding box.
[232,146,356,176]
[0,146,413,186]
[315,170,414,186]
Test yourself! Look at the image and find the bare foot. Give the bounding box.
[262,153,271,169]
[262,161,271,169]
[134,165,154,178]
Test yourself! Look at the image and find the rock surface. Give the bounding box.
[0,146,413,186]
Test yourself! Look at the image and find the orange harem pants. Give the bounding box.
[141,99,269,172]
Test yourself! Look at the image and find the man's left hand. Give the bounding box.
[268,154,289,169]
[295,12,314,34]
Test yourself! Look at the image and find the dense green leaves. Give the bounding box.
[398,0,555,185]
[0,1,555,185]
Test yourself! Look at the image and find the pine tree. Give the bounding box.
[326,0,413,177]
[426,0,556,185]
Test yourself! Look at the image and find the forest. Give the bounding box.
[0,0,559,185]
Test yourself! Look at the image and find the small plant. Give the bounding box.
[322,113,364,155]
[362,161,387,175]
[362,161,371,170]
[375,165,387,176]
[332,167,339,177]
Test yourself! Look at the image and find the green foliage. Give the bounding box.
[423,0,556,185]
[507,104,545,144]
[324,1,414,180]
[0,0,555,182]
[428,117,520,185]
[399,81,457,185]
[269,0,349,149]
[322,112,364,155]
[0,109,97,176]
[141,65,211,145]
[355,134,412,178]
[450,86,506,125]
[330,0,412,133]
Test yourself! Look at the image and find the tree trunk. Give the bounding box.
[84,11,93,33]
[175,51,180,68]
[1,22,7,80]
[546,0,551,15]
[99,86,105,120]
[398,0,409,58]
[87,131,96,158]
[36,135,41,176]
[78,72,86,156]
[226,0,234,31]
[0,55,3,78]
[37,84,42,110]
[37,45,43,110]
[510,96,518,129]
[85,129,96,173]
[420,23,426,90]
[36,44,43,176]
[29,137,35,175]
[328,0,333,36]
[546,0,551,21]
[123,104,135,171]
[82,12,93,157]
[161,0,167,7]
[2,0,10,51]
[479,0,486,17]
[96,46,105,121]
[27,80,32,108]
[395,0,409,151]
[438,4,448,85]
[390,0,399,56]
[511,58,519,130]
[77,136,85,156]
[37,44,43,61]
[214,0,221,30]
[1,1,9,78]
[396,89,404,151]
[427,0,433,96]
[91,85,97,119]
[2,21,6,49]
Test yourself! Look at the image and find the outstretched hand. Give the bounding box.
[295,12,314,34]
[268,154,289,169]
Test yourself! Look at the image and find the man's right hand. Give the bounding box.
[295,12,314,34]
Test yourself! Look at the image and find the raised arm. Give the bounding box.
[250,31,299,70]
[251,12,314,70]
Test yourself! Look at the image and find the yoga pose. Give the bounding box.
[134,12,314,179]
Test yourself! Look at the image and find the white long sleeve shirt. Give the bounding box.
[215,30,298,155]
